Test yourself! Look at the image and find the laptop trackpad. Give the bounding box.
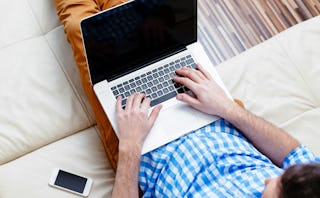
[142,103,207,154]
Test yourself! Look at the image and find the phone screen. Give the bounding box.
[54,170,88,193]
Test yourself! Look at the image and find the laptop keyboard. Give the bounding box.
[111,54,197,109]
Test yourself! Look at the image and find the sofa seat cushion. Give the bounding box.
[0,127,114,197]
[217,16,320,155]
[0,0,97,164]
[0,36,91,164]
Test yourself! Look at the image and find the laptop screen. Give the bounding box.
[81,0,197,84]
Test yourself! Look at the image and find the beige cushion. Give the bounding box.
[0,37,92,164]
[0,127,114,197]
[0,0,95,164]
[217,16,320,155]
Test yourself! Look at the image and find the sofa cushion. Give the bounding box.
[27,0,61,34]
[0,127,114,197]
[217,16,320,155]
[0,0,41,48]
[0,37,91,164]
[45,26,96,124]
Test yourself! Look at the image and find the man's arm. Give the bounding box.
[111,93,162,198]
[223,101,300,166]
[174,65,300,167]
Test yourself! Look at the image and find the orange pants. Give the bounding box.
[54,0,127,170]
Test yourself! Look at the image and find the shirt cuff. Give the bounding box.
[281,145,320,169]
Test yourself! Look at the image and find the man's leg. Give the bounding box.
[54,0,126,170]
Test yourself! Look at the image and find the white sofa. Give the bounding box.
[0,0,319,197]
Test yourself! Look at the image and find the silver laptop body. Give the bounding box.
[80,0,232,154]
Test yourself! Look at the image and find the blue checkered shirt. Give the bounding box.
[139,119,320,197]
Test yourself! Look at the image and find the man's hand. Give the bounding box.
[174,64,300,167]
[174,65,233,117]
[116,93,162,151]
[112,93,162,198]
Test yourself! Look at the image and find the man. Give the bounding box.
[54,0,320,197]
[112,65,320,197]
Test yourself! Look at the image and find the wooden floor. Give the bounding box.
[198,0,320,65]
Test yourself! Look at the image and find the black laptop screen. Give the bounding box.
[81,0,197,84]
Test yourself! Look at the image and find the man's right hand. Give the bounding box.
[174,65,300,167]
[173,65,234,118]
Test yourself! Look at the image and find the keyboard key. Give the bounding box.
[142,84,147,90]
[136,87,142,92]
[113,90,119,96]
[124,85,130,90]
[153,79,159,85]
[186,58,194,64]
[124,92,130,97]
[153,73,159,78]
[168,86,175,91]
[119,87,125,93]
[183,87,190,92]
[151,93,157,99]
[151,86,157,92]
[121,99,127,107]
[150,91,177,107]
[177,88,184,93]
[111,86,117,90]
[180,61,186,67]
[142,78,147,83]
[130,82,136,88]
[174,83,181,89]
[146,89,152,94]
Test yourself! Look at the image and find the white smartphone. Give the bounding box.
[49,168,93,197]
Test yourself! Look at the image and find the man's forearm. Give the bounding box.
[223,102,300,167]
[111,143,141,198]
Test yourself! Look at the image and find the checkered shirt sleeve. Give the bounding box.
[281,145,320,168]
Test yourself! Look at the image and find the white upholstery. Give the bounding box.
[0,128,114,197]
[0,0,319,197]
[217,16,320,155]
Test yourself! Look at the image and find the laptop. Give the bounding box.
[80,0,232,154]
